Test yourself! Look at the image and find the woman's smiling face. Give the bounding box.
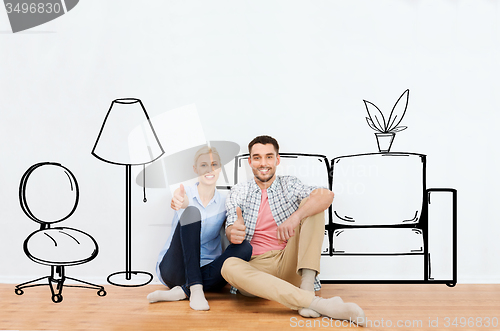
[193,152,221,185]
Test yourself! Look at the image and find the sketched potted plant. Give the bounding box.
[364,89,409,153]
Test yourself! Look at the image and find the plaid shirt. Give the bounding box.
[226,175,322,292]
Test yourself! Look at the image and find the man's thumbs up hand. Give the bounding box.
[171,184,187,210]
[230,207,246,244]
[235,207,244,225]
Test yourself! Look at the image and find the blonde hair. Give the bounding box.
[193,146,221,165]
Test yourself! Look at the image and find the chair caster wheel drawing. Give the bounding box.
[446,282,456,288]
[97,289,107,297]
[52,294,63,303]
[15,288,24,295]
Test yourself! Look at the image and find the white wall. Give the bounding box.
[1,0,499,284]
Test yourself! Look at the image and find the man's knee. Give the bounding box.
[301,211,325,227]
[221,257,241,278]
[299,198,325,222]
[312,210,325,224]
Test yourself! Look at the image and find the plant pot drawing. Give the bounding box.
[375,132,395,152]
[364,89,410,153]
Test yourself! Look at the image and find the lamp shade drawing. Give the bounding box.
[135,140,240,189]
[92,98,164,287]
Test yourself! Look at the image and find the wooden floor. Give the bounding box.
[1,283,499,330]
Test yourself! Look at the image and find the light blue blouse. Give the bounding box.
[155,183,226,284]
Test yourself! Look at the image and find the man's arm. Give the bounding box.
[225,184,246,244]
[276,188,334,242]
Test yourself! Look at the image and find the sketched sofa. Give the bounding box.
[221,152,456,286]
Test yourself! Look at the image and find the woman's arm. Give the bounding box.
[171,184,189,210]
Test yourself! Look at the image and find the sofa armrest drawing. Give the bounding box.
[426,188,457,286]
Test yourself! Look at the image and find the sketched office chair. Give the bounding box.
[15,162,106,303]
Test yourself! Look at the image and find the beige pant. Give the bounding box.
[221,202,325,310]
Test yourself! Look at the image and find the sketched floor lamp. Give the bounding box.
[92,98,164,287]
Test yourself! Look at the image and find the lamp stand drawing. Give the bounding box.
[92,98,164,287]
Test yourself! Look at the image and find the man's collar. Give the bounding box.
[250,175,280,193]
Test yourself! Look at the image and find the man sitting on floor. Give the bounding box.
[221,135,365,326]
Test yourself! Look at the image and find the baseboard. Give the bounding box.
[2,276,499,285]
[0,275,164,286]
[458,276,500,284]
[0,276,109,285]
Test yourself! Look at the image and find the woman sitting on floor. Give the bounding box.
[147,146,252,310]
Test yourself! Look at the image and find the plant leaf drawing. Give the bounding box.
[366,117,380,131]
[364,89,409,133]
[364,100,386,132]
[386,89,409,132]
[391,126,407,132]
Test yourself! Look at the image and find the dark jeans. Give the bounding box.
[158,206,252,297]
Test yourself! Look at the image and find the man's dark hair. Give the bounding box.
[248,135,280,155]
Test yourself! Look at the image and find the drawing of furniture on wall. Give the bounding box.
[230,152,457,286]
[15,162,106,303]
[92,98,164,287]
[326,152,457,286]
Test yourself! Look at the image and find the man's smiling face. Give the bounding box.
[248,143,280,188]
